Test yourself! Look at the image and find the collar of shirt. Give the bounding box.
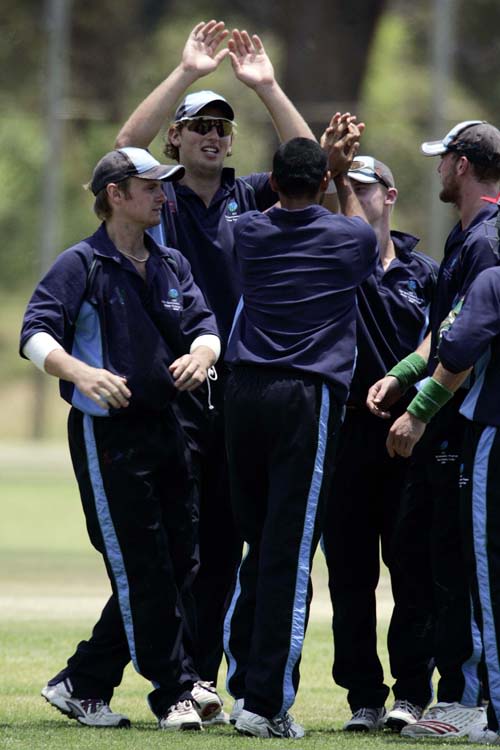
[174,167,237,204]
[89,222,171,264]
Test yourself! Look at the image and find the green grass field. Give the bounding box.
[0,445,467,749]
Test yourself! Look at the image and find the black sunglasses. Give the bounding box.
[350,164,392,190]
[179,116,235,138]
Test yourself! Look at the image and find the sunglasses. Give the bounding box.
[178,117,235,137]
[349,163,392,190]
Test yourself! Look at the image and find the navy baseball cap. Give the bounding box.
[90,147,185,195]
[174,90,235,122]
[348,155,395,189]
[421,120,486,156]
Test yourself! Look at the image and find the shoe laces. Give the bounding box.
[274,712,299,737]
[79,698,111,715]
[352,707,381,721]
[194,680,216,693]
[393,700,422,719]
[425,702,452,719]
[167,699,193,716]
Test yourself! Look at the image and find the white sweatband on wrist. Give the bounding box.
[325,179,337,195]
[190,334,221,363]
[22,332,64,372]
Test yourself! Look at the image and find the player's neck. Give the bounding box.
[106,220,147,257]
[379,234,396,271]
[373,216,395,270]
[181,170,223,208]
[458,182,498,230]
[279,195,317,211]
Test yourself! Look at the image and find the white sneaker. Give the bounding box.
[384,699,424,732]
[469,726,500,744]
[344,707,386,731]
[235,708,305,738]
[41,679,130,727]
[401,702,486,738]
[230,698,244,725]
[191,680,223,721]
[158,699,202,731]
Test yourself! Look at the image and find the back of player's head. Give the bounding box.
[450,123,500,182]
[272,138,327,199]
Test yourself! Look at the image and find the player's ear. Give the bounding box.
[169,124,182,147]
[385,186,398,207]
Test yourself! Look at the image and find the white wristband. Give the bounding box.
[190,334,221,363]
[22,332,64,372]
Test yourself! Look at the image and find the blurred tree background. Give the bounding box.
[1,0,500,439]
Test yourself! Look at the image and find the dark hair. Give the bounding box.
[93,178,132,220]
[449,123,500,182]
[272,138,327,199]
[164,123,183,162]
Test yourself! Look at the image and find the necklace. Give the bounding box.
[120,249,150,263]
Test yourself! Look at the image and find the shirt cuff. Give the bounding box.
[22,332,64,372]
[190,334,221,363]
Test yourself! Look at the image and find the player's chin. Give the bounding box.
[146,211,162,227]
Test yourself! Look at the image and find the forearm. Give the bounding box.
[334,174,368,221]
[415,332,431,362]
[44,348,95,385]
[432,362,471,393]
[115,64,198,148]
[254,80,315,142]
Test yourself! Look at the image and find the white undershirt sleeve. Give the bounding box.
[190,334,221,363]
[22,332,64,372]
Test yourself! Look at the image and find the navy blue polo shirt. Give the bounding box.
[225,204,378,404]
[348,231,438,406]
[428,204,500,374]
[20,223,219,417]
[439,266,500,427]
[150,168,277,345]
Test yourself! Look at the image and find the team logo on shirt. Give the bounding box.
[225,200,240,223]
[161,288,182,312]
[435,440,459,465]
[397,278,423,306]
[459,463,470,488]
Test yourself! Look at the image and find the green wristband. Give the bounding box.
[386,353,428,390]
[407,377,454,424]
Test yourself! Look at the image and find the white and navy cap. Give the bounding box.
[421,120,486,156]
[90,147,185,195]
[348,155,395,188]
[174,90,235,122]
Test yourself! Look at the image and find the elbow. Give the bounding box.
[115,131,130,149]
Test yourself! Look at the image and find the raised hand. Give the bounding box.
[228,30,275,89]
[321,112,365,176]
[181,20,230,77]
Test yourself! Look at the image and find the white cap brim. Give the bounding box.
[421,140,448,156]
[138,164,185,182]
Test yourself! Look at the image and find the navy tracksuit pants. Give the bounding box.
[461,422,500,731]
[185,369,243,684]
[223,366,341,719]
[391,397,482,706]
[52,407,199,716]
[322,406,434,711]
